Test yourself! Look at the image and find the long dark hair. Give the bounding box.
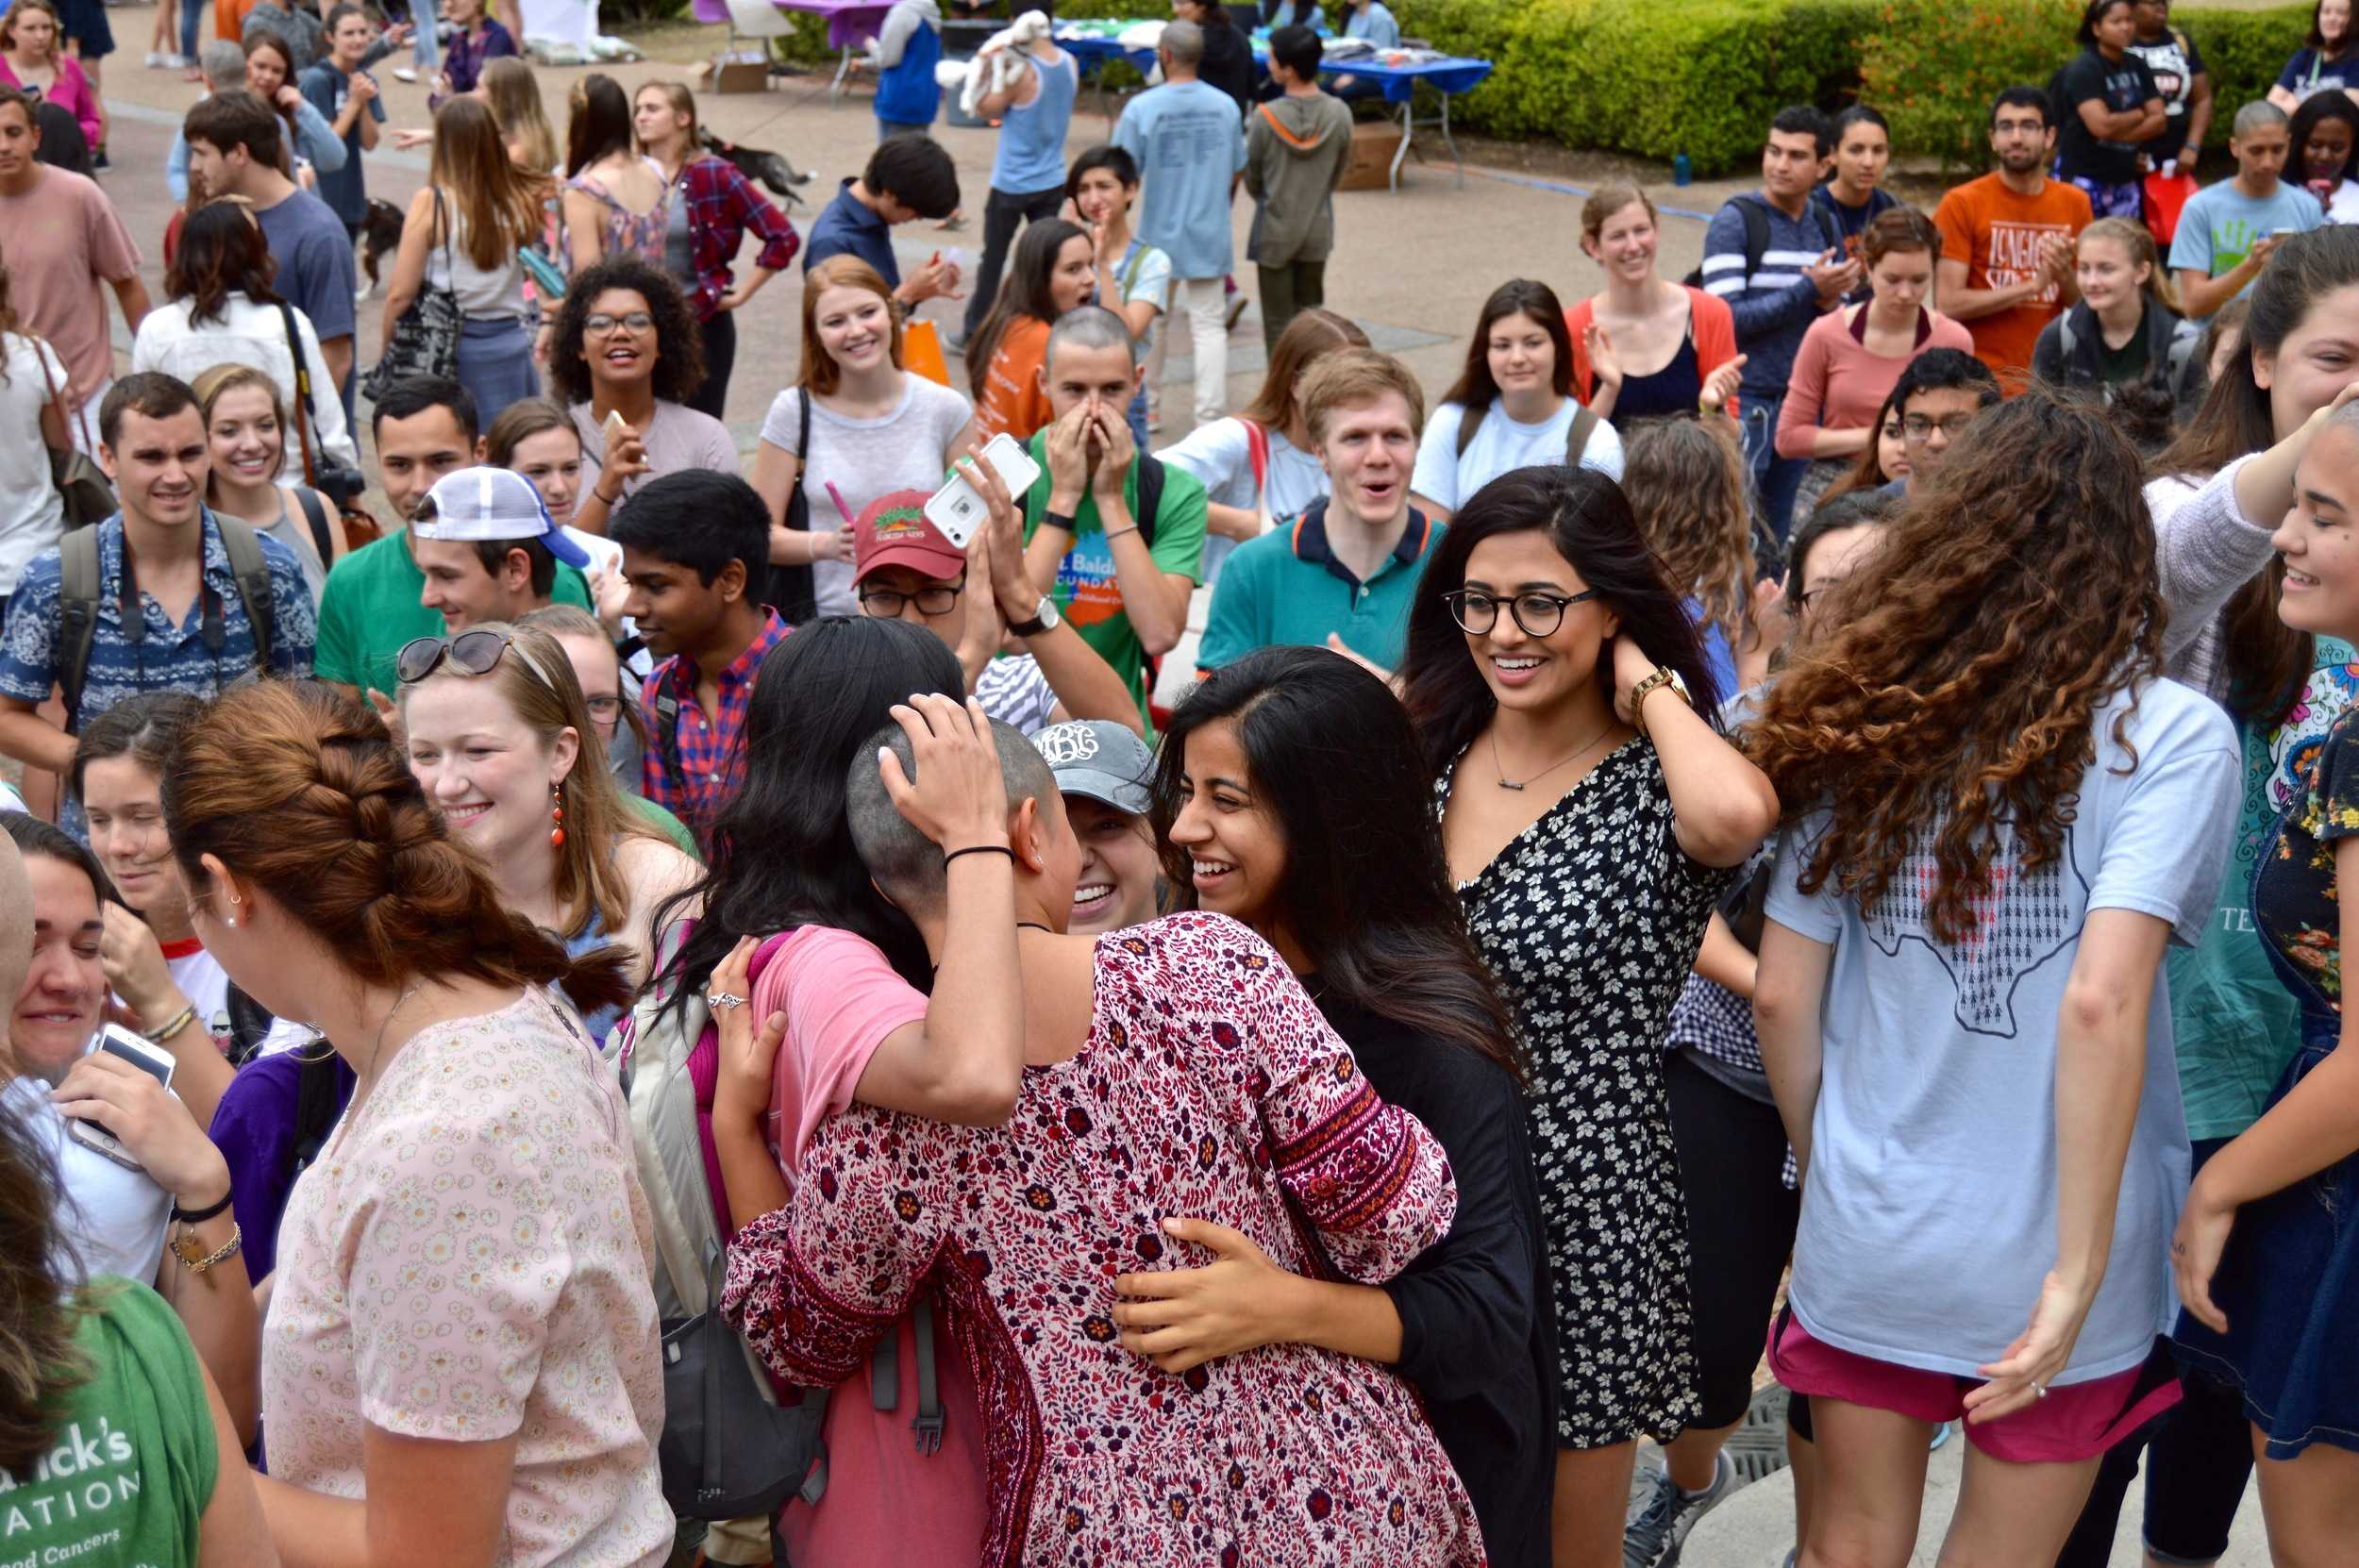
[965,217,1088,404]
[1154,648,1525,1079]
[2157,227,2359,724]
[1399,465,1722,776]
[165,200,283,328]
[1441,277,1576,410]
[565,72,634,176]
[653,618,965,1010]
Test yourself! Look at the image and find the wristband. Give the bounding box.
[144,1004,198,1044]
[1102,525,1141,543]
[944,843,1014,867]
[172,1189,234,1225]
[1040,509,1078,535]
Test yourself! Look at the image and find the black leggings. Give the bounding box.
[687,308,736,422]
[1665,1048,1802,1428]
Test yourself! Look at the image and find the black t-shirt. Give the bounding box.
[2053,46,2162,186]
[2127,26,2206,161]
[2100,319,2153,385]
[1196,20,1256,112]
[1312,989,1557,1568]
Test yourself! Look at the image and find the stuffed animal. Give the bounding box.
[953,8,1053,118]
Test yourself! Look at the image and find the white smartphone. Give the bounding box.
[65,1025,176,1175]
[925,432,1043,550]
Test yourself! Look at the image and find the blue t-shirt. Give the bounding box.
[991,48,1079,195]
[2168,178,2324,310]
[297,60,386,226]
[804,180,899,288]
[254,188,359,348]
[1344,1,1397,47]
[1265,1,1324,29]
[2277,44,2358,102]
[1112,79,1249,280]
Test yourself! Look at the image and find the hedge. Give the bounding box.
[740,0,2316,175]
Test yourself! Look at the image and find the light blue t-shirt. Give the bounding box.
[1266,0,1324,29]
[1345,1,1398,47]
[990,48,1079,195]
[2168,178,2324,311]
[1765,676,2238,1386]
[1112,80,1249,280]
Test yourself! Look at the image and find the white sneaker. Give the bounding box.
[392,66,419,82]
[143,50,166,67]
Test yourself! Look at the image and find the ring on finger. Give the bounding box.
[2033,1382,2049,1400]
[707,991,747,1010]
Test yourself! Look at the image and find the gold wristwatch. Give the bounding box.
[170,1221,243,1275]
[1629,666,1692,742]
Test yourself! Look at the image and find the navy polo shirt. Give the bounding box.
[803,180,899,290]
[1196,500,1442,672]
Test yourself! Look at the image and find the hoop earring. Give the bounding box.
[550,783,565,849]
[225,890,243,929]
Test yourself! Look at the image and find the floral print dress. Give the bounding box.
[721,913,1487,1567]
[1441,741,1732,1447]
[2255,701,2359,1011]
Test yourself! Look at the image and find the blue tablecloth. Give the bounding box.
[1052,22,1492,104]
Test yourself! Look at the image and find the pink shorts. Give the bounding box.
[1765,1309,2183,1464]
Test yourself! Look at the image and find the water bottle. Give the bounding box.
[1673,152,1693,188]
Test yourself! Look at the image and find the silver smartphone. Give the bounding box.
[925,432,1044,550]
[64,1025,176,1174]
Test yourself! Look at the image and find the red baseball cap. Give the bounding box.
[851,489,966,584]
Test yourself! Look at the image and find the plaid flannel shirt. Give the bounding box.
[679,156,802,322]
[641,610,790,842]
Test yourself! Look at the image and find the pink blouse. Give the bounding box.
[0,55,101,156]
[1776,303,1977,459]
[723,913,1486,1566]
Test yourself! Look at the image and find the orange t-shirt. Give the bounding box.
[974,314,1055,443]
[1932,174,2093,389]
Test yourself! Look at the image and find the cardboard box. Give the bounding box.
[713,51,768,93]
[1338,120,1403,192]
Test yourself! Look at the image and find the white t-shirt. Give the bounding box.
[4,1073,172,1286]
[758,377,975,618]
[1155,416,1329,584]
[0,333,69,595]
[1764,676,2238,1384]
[163,940,233,1044]
[2327,178,2359,225]
[126,292,360,483]
[1410,398,1626,514]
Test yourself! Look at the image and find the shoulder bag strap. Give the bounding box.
[272,303,321,487]
[58,527,102,732]
[293,485,336,567]
[1565,404,1598,467]
[1455,401,1486,459]
[27,334,72,453]
[214,516,279,676]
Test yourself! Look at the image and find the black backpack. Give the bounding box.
[1681,192,1833,291]
[1457,400,1601,467]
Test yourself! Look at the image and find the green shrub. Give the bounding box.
[2190,4,2317,126]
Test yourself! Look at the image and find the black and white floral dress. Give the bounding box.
[1441,739,1732,1446]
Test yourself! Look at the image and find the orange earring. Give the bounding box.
[550,785,565,849]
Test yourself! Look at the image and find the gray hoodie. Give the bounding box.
[869,0,942,69]
[1244,91,1355,266]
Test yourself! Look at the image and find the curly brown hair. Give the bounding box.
[1618,417,1754,652]
[1747,388,2165,946]
[546,255,704,409]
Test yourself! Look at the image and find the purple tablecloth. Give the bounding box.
[694,0,895,50]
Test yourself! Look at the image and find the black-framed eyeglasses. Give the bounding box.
[1788,575,1849,618]
[858,581,964,618]
[397,628,512,684]
[1444,588,1598,639]
[584,311,656,335]
[1902,412,1977,442]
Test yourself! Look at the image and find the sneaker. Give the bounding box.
[943,328,968,356]
[92,147,109,171]
[144,50,167,67]
[1622,1450,1737,1568]
[393,66,419,82]
[1224,294,1250,332]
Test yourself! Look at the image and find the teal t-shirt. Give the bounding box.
[1020,442,1208,721]
[2166,179,2323,311]
[2167,636,2358,1139]
[313,529,595,695]
[1197,503,1442,673]
[1,1280,216,1567]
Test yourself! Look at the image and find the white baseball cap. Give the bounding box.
[413,466,592,569]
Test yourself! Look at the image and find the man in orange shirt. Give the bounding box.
[1932,86,2094,389]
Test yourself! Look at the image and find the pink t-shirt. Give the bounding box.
[1775,304,1977,459]
[263,988,674,1568]
[755,926,991,1565]
[0,167,141,407]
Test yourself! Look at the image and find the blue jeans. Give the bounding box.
[1740,399,1809,542]
[455,315,540,420]
[178,0,200,60]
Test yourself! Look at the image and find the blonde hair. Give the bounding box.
[395,622,663,942]
[1297,348,1426,446]
[2079,216,2183,315]
[427,95,544,273]
[0,0,62,61]
[634,80,699,156]
[1618,417,1756,652]
[799,255,906,397]
[482,57,559,177]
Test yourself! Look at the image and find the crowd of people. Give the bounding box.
[0,1,2357,1567]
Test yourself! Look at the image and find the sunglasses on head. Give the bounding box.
[396,628,514,685]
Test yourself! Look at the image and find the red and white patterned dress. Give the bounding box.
[722,913,1487,1567]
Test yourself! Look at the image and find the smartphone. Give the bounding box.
[602,408,628,450]
[64,1025,176,1175]
[925,431,1044,550]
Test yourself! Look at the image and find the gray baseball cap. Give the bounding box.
[1030,719,1156,816]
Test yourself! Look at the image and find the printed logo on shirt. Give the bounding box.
[2250,659,2359,863]
[1054,539,1127,629]
[0,1417,140,1554]
[1978,220,2075,305]
[1863,834,2091,1037]
[2207,215,2274,275]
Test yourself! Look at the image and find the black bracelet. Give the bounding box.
[1040,509,1078,534]
[943,843,1014,867]
[172,1190,233,1225]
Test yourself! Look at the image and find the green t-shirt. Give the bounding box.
[2167,635,2357,1140]
[313,530,594,696]
[1018,442,1207,721]
[1,1280,216,1566]
[627,792,700,859]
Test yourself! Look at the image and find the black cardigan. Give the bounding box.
[1313,991,1556,1568]
[1196,19,1258,112]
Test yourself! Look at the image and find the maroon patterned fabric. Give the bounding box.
[722,913,1487,1566]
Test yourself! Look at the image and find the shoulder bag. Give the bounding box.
[361,190,463,403]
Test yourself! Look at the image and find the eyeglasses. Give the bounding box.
[1788,576,1849,618]
[583,693,624,723]
[1444,588,1598,639]
[397,628,512,684]
[584,311,655,335]
[1902,413,1979,441]
[858,582,963,618]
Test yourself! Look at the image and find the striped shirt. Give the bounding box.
[1698,193,1843,403]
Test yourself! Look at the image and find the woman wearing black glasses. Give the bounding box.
[1397,462,1778,1568]
[394,620,699,1043]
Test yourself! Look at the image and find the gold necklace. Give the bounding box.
[1491,721,1614,792]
